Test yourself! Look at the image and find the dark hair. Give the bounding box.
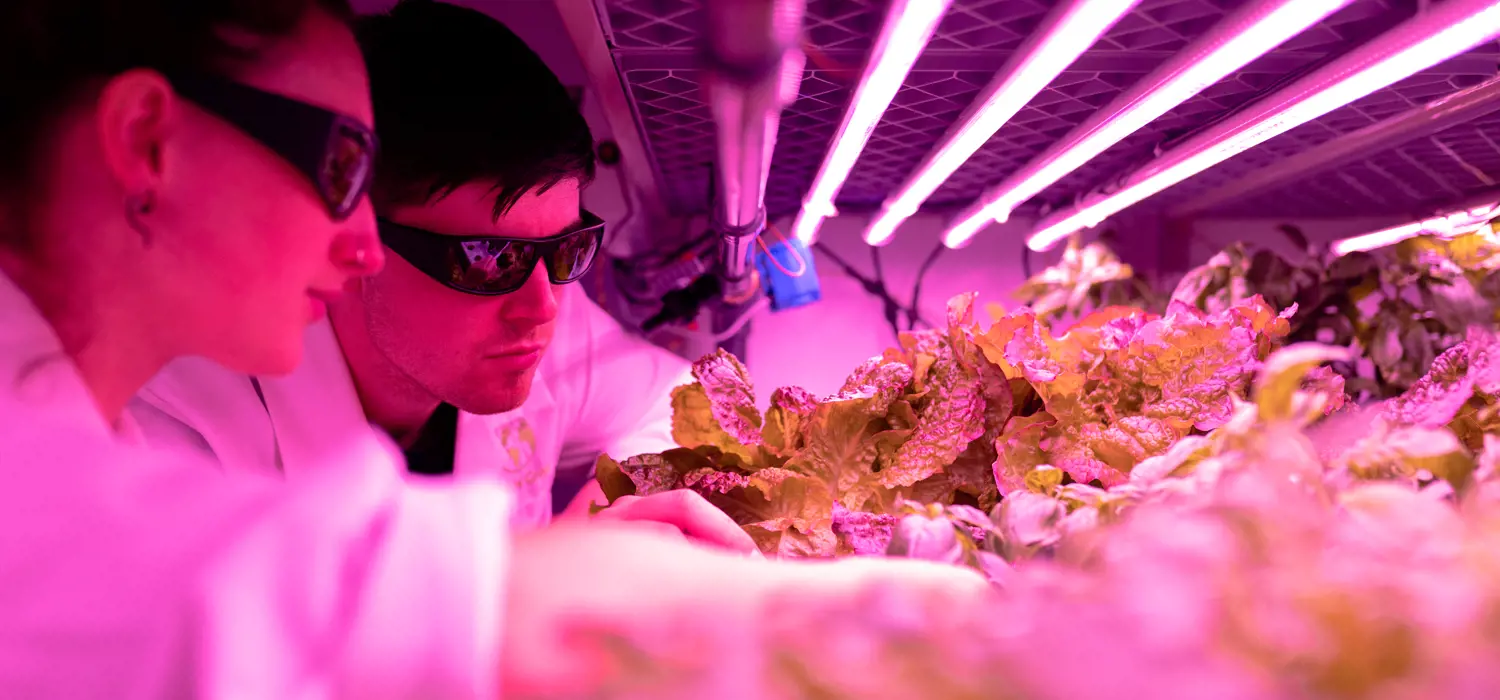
[0,0,353,195]
[356,0,596,219]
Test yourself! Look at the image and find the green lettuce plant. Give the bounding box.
[595,291,1295,558]
[1170,228,1500,399]
[575,333,1500,700]
[1010,235,1164,322]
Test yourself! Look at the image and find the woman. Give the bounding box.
[0,1,987,697]
[0,0,389,426]
[0,1,516,696]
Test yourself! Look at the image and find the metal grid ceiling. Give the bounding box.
[602,0,1500,223]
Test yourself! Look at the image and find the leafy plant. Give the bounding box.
[595,292,1295,558]
[1170,226,1500,399]
[582,337,1500,700]
[1011,234,1164,322]
[595,294,1007,557]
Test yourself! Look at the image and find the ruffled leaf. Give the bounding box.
[1255,343,1353,423]
[670,384,759,464]
[831,503,895,555]
[888,350,986,488]
[762,386,818,457]
[832,358,915,414]
[605,448,718,498]
[690,349,763,444]
[722,467,836,557]
[787,397,884,510]
[993,412,1056,495]
[1384,343,1475,429]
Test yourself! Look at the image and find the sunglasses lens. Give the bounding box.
[546,227,601,283]
[447,239,539,293]
[322,125,374,217]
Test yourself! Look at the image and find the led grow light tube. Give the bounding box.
[940,0,1353,249]
[790,0,951,245]
[1025,0,1500,253]
[1331,201,1500,255]
[859,0,1139,247]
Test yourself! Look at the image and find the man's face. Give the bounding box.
[339,180,580,415]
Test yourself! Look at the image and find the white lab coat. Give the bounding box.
[0,272,511,698]
[131,288,691,528]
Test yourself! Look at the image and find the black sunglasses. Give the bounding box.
[379,212,606,296]
[167,72,378,221]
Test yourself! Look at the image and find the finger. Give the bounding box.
[597,494,640,513]
[591,517,688,544]
[598,494,764,558]
[614,490,760,554]
[560,481,610,519]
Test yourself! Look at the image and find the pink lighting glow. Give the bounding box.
[860,0,1139,247]
[791,0,951,245]
[1025,0,1500,253]
[940,0,1353,250]
[1330,203,1500,255]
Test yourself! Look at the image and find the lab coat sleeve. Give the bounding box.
[0,405,509,700]
[548,291,694,473]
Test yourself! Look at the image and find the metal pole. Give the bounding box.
[703,0,806,302]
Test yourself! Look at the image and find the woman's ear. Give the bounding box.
[95,68,179,195]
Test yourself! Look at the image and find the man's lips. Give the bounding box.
[486,344,547,359]
[484,343,548,369]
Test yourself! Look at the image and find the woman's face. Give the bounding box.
[147,8,382,376]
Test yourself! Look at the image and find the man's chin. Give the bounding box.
[448,376,534,416]
[459,397,527,416]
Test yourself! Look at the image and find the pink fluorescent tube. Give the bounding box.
[1025,0,1500,253]
[790,0,951,245]
[941,0,1353,250]
[1331,202,1500,256]
[859,0,1139,247]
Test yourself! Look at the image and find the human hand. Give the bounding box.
[591,489,762,556]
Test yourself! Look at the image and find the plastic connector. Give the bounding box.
[755,235,820,312]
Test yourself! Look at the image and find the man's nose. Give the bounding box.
[504,261,560,324]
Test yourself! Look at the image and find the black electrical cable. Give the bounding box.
[870,245,905,341]
[907,243,946,331]
[641,274,722,333]
[813,241,932,342]
[812,241,877,289]
[1020,238,1033,279]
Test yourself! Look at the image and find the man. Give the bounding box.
[130,0,751,548]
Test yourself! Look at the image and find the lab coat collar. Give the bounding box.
[254,320,400,480]
[136,353,282,473]
[0,272,118,440]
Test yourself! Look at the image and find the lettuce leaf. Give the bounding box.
[690,348,763,444]
[601,291,1296,559]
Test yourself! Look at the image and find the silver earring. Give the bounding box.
[124,190,156,247]
[337,244,376,273]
